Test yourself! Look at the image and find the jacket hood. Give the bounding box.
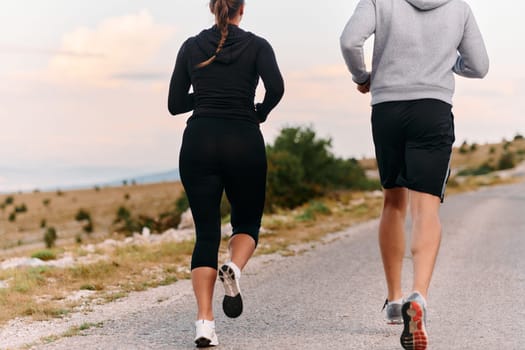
[195,24,254,65]
[405,0,452,10]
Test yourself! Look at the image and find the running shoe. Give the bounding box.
[400,292,428,350]
[194,320,219,348]
[219,263,243,318]
[382,298,403,325]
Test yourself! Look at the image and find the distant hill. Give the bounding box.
[107,169,180,186]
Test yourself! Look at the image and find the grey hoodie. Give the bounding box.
[340,0,489,105]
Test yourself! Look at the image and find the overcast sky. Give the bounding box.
[0,1,523,191]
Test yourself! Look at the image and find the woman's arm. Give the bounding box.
[255,39,285,123]
[168,40,194,115]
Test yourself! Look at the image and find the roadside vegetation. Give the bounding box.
[0,127,524,327]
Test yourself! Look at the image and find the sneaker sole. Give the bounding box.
[400,301,428,350]
[195,337,218,348]
[219,264,243,318]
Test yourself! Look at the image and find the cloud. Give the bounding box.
[47,10,175,86]
[112,71,167,81]
[277,64,370,118]
[0,45,104,58]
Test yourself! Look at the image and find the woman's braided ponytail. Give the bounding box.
[196,0,244,68]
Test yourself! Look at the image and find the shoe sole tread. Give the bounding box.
[400,301,428,350]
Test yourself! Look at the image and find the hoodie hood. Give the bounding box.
[195,25,254,65]
[405,0,452,10]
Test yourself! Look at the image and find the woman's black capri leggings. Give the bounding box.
[179,117,267,270]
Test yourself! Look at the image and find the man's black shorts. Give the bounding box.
[371,98,455,201]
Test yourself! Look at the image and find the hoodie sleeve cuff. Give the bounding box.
[352,72,371,85]
[255,103,268,123]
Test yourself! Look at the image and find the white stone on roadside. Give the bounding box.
[350,198,366,206]
[84,244,96,253]
[99,239,119,249]
[161,228,194,242]
[46,254,75,268]
[178,209,194,230]
[0,280,8,289]
[133,232,150,244]
[367,190,384,198]
[1,257,45,270]
[65,290,96,302]
[142,227,151,238]
[259,226,272,235]
[221,223,232,238]
[160,228,177,240]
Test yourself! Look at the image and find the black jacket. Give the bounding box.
[168,25,284,123]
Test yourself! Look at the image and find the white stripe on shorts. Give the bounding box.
[440,155,452,201]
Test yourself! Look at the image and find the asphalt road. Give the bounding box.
[14,182,525,349]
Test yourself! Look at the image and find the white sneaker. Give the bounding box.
[219,262,243,318]
[194,320,218,348]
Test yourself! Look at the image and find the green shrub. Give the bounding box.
[14,204,27,213]
[40,219,47,228]
[43,198,51,207]
[266,150,309,211]
[75,209,91,222]
[8,212,16,222]
[158,192,191,231]
[115,206,131,223]
[265,126,371,211]
[296,201,332,222]
[514,133,524,141]
[75,209,94,234]
[31,249,56,261]
[175,192,189,213]
[44,227,58,248]
[4,196,14,205]
[458,141,469,154]
[83,221,94,233]
[498,152,515,170]
[113,192,190,235]
[113,207,138,236]
[80,284,98,291]
[457,163,495,176]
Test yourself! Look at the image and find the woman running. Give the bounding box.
[168,0,284,347]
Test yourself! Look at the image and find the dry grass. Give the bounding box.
[451,138,525,170]
[0,182,183,255]
[0,241,193,325]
